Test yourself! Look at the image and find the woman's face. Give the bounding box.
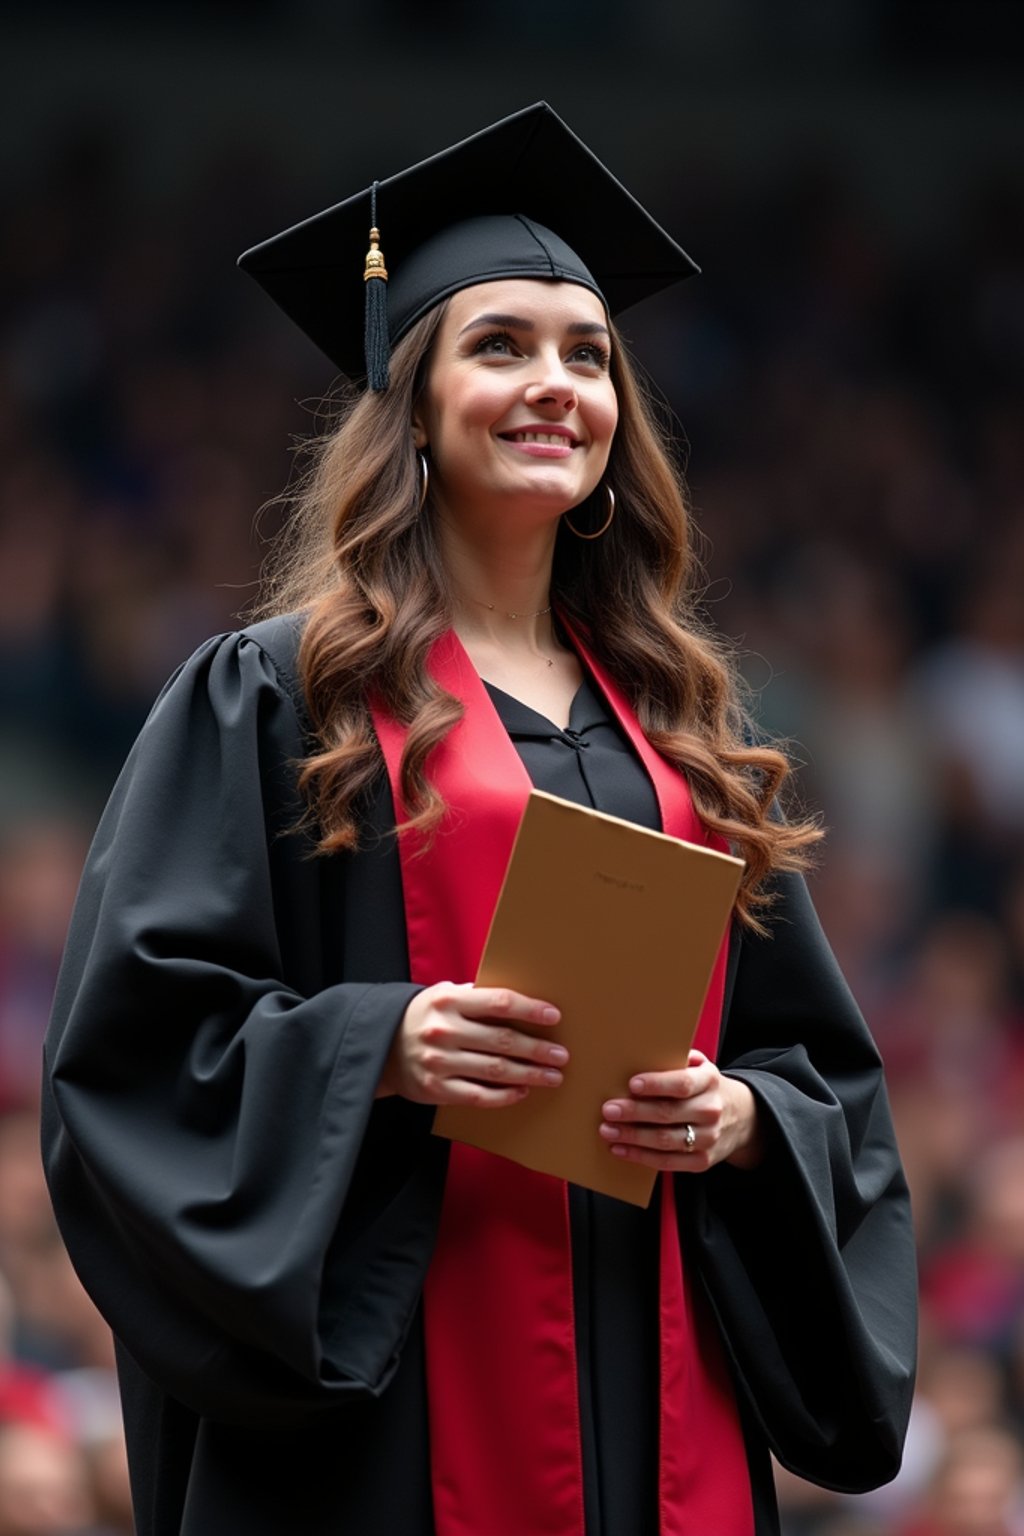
[412,279,618,530]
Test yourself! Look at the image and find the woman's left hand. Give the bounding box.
[599,1049,765,1173]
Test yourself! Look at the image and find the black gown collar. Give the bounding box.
[482,673,608,739]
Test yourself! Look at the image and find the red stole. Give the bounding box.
[370,628,754,1536]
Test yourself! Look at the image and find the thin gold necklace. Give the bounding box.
[469,600,556,667]
[473,599,552,620]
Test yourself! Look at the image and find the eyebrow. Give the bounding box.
[457,311,612,340]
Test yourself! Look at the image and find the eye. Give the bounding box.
[471,330,520,357]
[569,340,611,371]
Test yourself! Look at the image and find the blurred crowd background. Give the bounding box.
[1,4,1023,1532]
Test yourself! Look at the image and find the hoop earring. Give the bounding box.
[416,450,430,514]
[564,483,615,540]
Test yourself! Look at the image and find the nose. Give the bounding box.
[523,347,578,413]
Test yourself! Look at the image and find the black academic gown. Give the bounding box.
[41,614,917,1536]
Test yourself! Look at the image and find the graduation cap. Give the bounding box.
[238,102,699,389]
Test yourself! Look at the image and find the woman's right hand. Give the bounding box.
[377,983,567,1106]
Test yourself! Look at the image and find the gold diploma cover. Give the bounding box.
[434,791,745,1205]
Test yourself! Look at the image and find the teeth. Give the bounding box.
[511,432,574,445]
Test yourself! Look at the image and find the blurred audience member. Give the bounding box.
[897,1425,1024,1536]
[0,1368,94,1535]
[921,1139,1024,1366]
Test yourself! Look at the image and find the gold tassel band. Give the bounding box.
[364,228,388,283]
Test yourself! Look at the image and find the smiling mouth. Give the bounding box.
[500,430,580,447]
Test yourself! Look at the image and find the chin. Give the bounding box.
[509,473,594,509]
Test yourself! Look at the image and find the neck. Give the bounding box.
[436,510,559,658]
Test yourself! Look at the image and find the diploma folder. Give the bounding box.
[433,790,744,1206]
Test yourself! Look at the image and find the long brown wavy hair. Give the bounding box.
[256,298,820,931]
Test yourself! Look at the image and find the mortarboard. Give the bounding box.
[238,102,698,388]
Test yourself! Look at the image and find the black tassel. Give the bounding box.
[363,182,389,391]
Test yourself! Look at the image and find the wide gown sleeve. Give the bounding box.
[41,629,444,1427]
[689,869,917,1493]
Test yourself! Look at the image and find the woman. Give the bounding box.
[42,105,917,1535]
